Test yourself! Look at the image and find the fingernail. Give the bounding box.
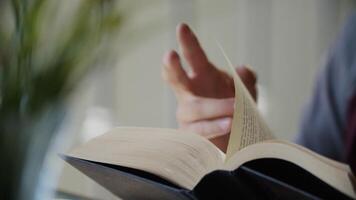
[163,50,176,66]
[163,51,171,66]
[178,23,191,34]
[218,118,232,133]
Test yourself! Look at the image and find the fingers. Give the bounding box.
[236,66,258,101]
[179,117,232,139]
[209,134,230,152]
[162,50,190,92]
[236,65,257,85]
[176,23,211,74]
[177,97,234,122]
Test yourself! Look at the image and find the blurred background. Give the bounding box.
[1,0,355,199]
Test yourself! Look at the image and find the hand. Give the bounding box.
[162,23,257,152]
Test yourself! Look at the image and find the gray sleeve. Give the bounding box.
[295,12,356,162]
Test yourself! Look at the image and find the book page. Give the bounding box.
[216,44,274,159]
[67,127,225,190]
[224,140,356,199]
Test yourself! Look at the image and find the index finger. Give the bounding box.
[177,23,212,74]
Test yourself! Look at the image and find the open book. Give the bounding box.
[64,49,356,200]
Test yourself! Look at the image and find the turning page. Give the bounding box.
[217,44,274,159]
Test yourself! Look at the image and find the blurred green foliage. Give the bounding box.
[0,0,122,116]
[0,0,123,199]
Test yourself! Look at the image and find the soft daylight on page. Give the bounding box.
[68,127,225,189]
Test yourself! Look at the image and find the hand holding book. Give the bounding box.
[162,23,257,152]
[64,23,356,199]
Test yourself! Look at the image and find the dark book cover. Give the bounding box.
[64,156,354,200]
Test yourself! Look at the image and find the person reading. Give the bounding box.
[162,12,356,173]
[63,11,356,200]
